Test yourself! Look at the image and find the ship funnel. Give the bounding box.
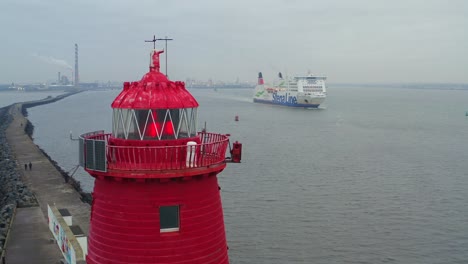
[258,72,264,85]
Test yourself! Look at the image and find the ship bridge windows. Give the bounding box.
[112,108,198,140]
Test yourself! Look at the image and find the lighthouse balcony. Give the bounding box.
[79,131,230,178]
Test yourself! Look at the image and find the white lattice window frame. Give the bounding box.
[113,108,198,140]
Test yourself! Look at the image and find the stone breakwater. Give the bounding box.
[18,91,92,205]
[21,92,92,204]
[0,106,37,253]
[0,91,90,254]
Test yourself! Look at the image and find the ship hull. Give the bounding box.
[253,88,325,108]
[253,97,321,108]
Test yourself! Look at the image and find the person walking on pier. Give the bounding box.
[24,163,27,170]
[29,162,32,170]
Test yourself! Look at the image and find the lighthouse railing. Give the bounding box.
[81,132,229,172]
[79,130,106,171]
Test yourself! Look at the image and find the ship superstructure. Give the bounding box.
[253,72,327,108]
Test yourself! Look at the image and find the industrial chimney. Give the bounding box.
[74,44,79,87]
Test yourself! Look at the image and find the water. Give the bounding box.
[26,86,468,263]
[0,90,65,108]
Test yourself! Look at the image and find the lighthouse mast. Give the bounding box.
[145,35,173,77]
[79,37,241,264]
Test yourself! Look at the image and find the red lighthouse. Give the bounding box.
[79,44,241,263]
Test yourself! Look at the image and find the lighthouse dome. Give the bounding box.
[110,49,199,141]
[111,50,198,109]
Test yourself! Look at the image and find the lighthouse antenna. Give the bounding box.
[144,35,158,49]
[156,36,173,77]
[144,35,174,77]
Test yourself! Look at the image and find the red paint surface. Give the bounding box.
[87,175,229,264]
[111,50,198,109]
[258,72,264,85]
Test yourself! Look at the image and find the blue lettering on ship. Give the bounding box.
[272,92,297,105]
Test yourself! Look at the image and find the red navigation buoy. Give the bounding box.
[79,39,238,264]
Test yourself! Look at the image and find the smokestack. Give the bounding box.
[74,44,79,87]
[58,72,61,84]
[258,72,264,85]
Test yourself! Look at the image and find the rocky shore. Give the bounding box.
[0,106,37,253]
[1,91,91,255]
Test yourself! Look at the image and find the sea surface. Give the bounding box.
[0,90,65,108]
[17,86,468,263]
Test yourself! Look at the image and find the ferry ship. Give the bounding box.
[253,72,327,108]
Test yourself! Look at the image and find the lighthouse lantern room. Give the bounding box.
[79,41,241,264]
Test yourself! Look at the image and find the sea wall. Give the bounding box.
[0,106,37,253]
[0,91,91,253]
[37,145,93,205]
[19,91,92,204]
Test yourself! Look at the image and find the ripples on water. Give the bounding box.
[26,87,468,263]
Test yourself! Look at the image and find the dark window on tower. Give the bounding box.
[160,205,179,232]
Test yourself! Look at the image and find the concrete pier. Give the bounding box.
[4,102,90,263]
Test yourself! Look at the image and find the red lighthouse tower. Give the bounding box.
[79,44,241,264]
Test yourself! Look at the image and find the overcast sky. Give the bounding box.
[0,0,467,84]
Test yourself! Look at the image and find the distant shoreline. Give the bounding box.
[329,83,468,90]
